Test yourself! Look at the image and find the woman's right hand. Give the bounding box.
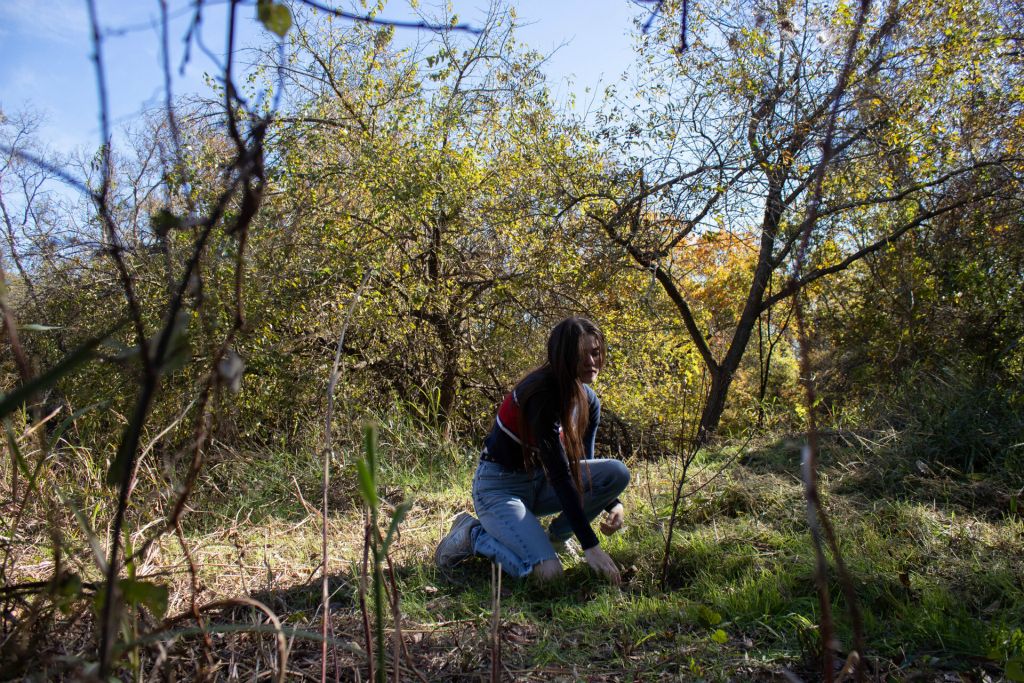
[583,546,621,585]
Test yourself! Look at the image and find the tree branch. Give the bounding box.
[762,191,997,312]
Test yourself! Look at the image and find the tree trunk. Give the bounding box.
[696,176,788,441]
[697,294,771,442]
[437,319,459,429]
[698,368,729,443]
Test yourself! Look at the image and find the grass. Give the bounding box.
[3,419,1024,681]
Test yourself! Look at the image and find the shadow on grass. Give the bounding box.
[738,432,1020,520]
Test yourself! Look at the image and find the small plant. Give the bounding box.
[992,628,1024,682]
[355,423,412,683]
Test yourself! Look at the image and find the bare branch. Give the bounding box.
[295,0,481,34]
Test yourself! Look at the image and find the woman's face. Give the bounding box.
[577,334,602,384]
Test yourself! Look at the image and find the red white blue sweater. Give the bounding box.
[482,368,613,549]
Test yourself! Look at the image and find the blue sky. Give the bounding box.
[0,0,647,157]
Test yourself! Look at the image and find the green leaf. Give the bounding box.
[0,321,124,420]
[120,578,168,619]
[693,604,722,627]
[124,536,136,579]
[711,629,728,644]
[256,0,272,23]
[356,458,378,508]
[363,422,378,472]
[257,0,292,37]
[62,492,108,572]
[107,314,189,487]
[4,418,36,502]
[103,337,142,362]
[3,419,28,479]
[381,499,413,553]
[1007,658,1024,682]
[57,573,83,597]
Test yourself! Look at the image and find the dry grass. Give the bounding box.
[3,427,1023,681]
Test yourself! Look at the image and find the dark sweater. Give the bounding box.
[481,369,612,549]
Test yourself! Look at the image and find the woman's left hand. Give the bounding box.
[599,503,625,536]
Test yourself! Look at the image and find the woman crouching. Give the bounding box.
[435,317,630,583]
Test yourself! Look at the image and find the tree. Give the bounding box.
[570,0,1023,440]
[254,5,593,430]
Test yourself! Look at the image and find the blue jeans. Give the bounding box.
[469,459,630,578]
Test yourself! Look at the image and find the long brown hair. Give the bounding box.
[519,317,606,492]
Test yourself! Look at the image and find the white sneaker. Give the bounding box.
[435,512,479,568]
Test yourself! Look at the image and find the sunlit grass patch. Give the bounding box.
[598,451,1024,678]
[5,420,1022,680]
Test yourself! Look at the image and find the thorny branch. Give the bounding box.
[95,0,266,674]
[658,369,708,590]
[789,0,874,680]
[295,0,481,34]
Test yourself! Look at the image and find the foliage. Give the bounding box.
[571,0,1024,439]
[880,365,1023,474]
[354,423,412,682]
[812,160,1024,475]
[2,0,1024,678]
